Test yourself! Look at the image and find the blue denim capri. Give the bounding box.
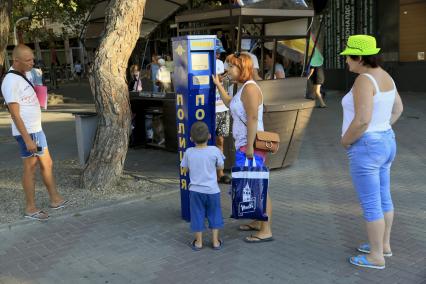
[346,129,397,222]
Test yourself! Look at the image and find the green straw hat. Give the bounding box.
[340,35,380,56]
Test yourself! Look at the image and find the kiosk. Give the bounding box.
[175,0,317,169]
[172,35,217,221]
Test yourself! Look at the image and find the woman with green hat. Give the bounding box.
[340,35,403,269]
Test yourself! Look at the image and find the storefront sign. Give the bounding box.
[324,0,375,69]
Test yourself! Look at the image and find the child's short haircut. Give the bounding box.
[190,121,209,144]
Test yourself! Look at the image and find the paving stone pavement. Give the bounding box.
[0,92,425,284]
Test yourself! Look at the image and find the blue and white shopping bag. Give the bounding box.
[231,158,269,221]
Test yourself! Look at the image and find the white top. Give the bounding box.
[230,80,264,149]
[342,73,396,136]
[224,52,259,70]
[243,51,259,69]
[265,63,285,79]
[132,74,143,92]
[74,63,82,73]
[180,146,225,194]
[215,59,228,113]
[156,66,171,83]
[216,59,224,74]
[1,68,42,136]
[30,68,43,86]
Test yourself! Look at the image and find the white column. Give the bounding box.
[64,36,72,64]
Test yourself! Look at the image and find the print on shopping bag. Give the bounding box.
[239,183,256,216]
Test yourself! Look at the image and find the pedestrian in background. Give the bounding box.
[215,40,231,184]
[128,64,142,92]
[307,49,327,108]
[149,54,160,92]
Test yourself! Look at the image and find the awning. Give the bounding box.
[175,0,313,25]
[85,0,187,40]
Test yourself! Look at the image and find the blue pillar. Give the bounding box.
[172,35,217,221]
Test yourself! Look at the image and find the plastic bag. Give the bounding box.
[231,158,269,221]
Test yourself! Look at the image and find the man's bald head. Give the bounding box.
[12,44,33,60]
[12,44,34,73]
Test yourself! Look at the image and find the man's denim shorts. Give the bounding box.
[14,130,48,158]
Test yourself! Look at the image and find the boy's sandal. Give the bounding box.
[189,240,202,251]
[212,240,223,250]
[238,224,260,231]
[24,210,49,221]
[357,243,393,257]
[348,255,385,270]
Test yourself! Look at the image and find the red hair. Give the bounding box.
[226,53,253,83]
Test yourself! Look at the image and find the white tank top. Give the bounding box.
[342,73,396,136]
[229,80,264,149]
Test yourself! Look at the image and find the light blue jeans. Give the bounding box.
[346,129,397,222]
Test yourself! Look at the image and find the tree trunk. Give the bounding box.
[0,0,12,75]
[81,0,146,191]
[64,35,72,65]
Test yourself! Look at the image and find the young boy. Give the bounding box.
[180,121,225,250]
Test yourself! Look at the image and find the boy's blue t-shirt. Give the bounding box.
[180,146,225,194]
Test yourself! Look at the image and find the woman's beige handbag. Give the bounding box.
[255,131,280,154]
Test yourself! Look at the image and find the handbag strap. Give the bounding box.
[7,70,35,92]
[236,112,247,127]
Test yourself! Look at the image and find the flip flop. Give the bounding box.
[24,210,49,221]
[212,240,223,250]
[349,255,385,270]
[238,224,260,231]
[357,243,393,257]
[189,240,202,251]
[50,200,69,210]
[244,235,274,243]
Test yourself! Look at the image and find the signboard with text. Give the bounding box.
[172,35,217,221]
[324,0,375,69]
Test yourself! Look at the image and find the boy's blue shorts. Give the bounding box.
[14,131,48,158]
[189,191,224,232]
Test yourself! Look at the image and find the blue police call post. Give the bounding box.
[172,35,217,221]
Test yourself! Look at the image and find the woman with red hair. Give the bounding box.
[212,52,273,243]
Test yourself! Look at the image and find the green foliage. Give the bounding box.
[13,0,100,40]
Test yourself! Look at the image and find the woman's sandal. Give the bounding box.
[244,235,274,243]
[357,243,393,257]
[349,255,385,270]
